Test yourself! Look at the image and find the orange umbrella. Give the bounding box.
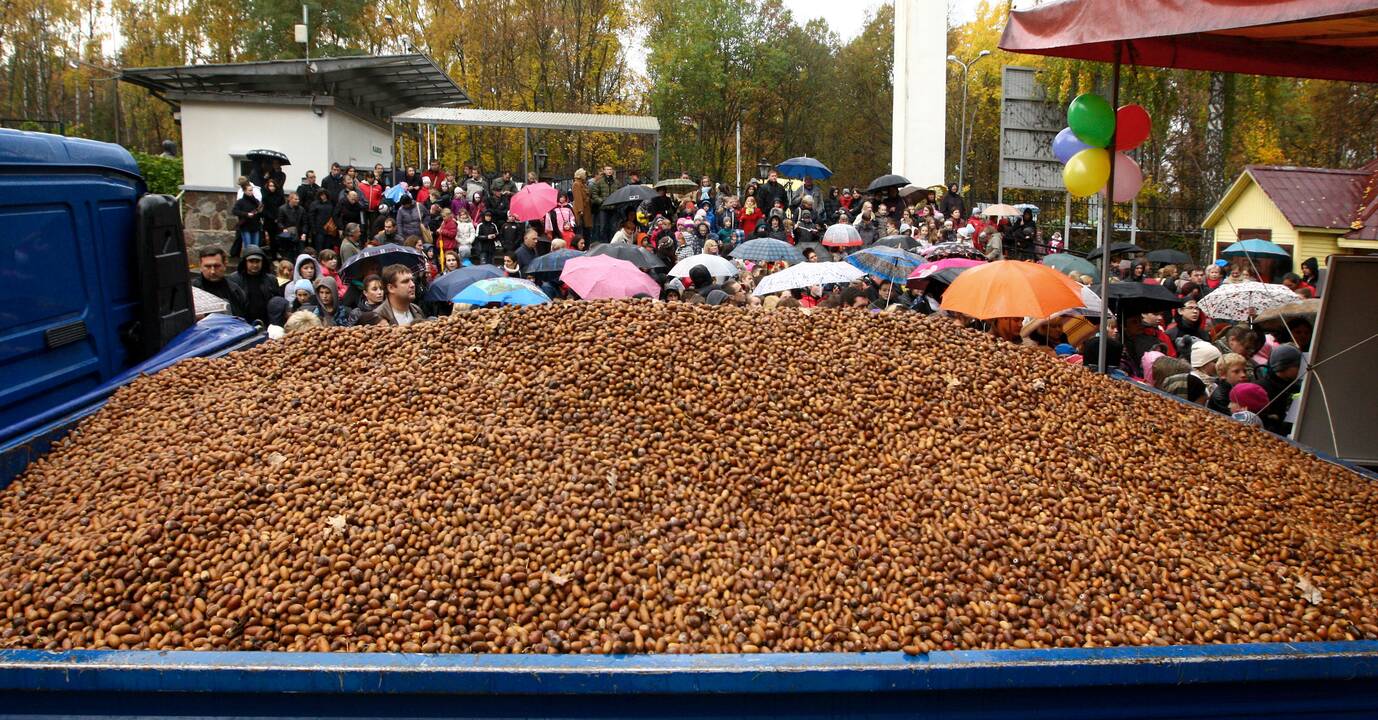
[940,260,1084,320]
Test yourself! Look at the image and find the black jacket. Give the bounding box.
[295,182,321,210]
[230,265,280,326]
[755,181,788,215]
[940,191,966,219]
[321,173,344,202]
[476,221,500,247]
[232,195,263,232]
[309,200,336,238]
[191,274,247,318]
[278,203,307,235]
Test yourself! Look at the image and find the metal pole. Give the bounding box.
[1063,192,1071,250]
[1097,44,1122,375]
[302,4,310,61]
[653,135,660,183]
[735,120,741,193]
[957,63,969,194]
[112,77,119,146]
[1130,195,1138,245]
[390,121,397,182]
[522,128,529,182]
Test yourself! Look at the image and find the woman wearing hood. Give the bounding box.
[395,194,423,240]
[289,278,317,312]
[283,254,320,300]
[455,209,478,257]
[761,213,788,241]
[475,210,499,265]
[312,277,351,327]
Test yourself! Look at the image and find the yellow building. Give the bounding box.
[1202,162,1378,264]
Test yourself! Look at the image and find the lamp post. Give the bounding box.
[757,158,770,181]
[533,147,548,178]
[947,49,991,199]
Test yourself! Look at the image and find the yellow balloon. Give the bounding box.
[1063,149,1111,198]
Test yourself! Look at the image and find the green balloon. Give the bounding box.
[1067,93,1115,148]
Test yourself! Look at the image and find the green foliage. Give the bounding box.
[131,152,183,196]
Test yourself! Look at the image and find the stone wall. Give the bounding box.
[182,189,236,256]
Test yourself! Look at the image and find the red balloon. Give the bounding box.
[1115,104,1151,151]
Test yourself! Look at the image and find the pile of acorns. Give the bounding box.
[3,302,1376,655]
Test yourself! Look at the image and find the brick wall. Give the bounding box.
[182,189,236,256]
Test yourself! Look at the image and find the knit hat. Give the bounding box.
[1268,344,1302,372]
[1054,343,1076,356]
[292,279,314,296]
[1229,382,1268,413]
[1190,341,1222,370]
[241,246,267,261]
[705,289,729,306]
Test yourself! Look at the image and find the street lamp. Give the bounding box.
[947,49,991,199]
[757,158,771,180]
[533,147,548,177]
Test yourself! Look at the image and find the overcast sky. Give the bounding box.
[625,0,1002,76]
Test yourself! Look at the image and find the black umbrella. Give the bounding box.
[873,235,920,251]
[423,264,504,302]
[602,184,657,208]
[1101,281,1185,315]
[795,241,829,260]
[1146,248,1192,265]
[340,243,427,279]
[1086,242,1145,260]
[865,174,910,193]
[587,243,665,269]
[245,149,291,165]
[523,248,586,278]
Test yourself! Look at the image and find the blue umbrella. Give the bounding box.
[423,264,504,302]
[383,183,409,203]
[340,243,427,279]
[844,246,923,283]
[523,248,586,277]
[1221,239,1291,259]
[777,156,833,180]
[729,238,805,263]
[452,277,550,307]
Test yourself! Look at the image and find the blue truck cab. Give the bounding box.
[0,128,259,482]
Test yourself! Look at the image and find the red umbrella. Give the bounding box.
[999,0,1378,83]
[508,182,559,222]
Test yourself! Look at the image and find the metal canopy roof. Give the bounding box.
[393,107,660,135]
[121,54,469,127]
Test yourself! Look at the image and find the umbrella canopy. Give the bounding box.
[1078,285,1104,314]
[340,243,427,279]
[865,174,910,193]
[1146,248,1192,265]
[1253,298,1322,328]
[845,246,924,283]
[451,277,550,307]
[912,266,975,297]
[999,0,1378,83]
[777,156,833,180]
[669,253,739,279]
[980,203,1022,217]
[872,235,921,251]
[910,257,986,281]
[1221,238,1292,259]
[1198,281,1301,321]
[898,184,927,199]
[1101,282,1185,315]
[822,223,863,248]
[795,241,829,260]
[602,184,657,208]
[730,238,805,264]
[423,264,504,302]
[192,285,230,315]
[941,260,1085,320]
[753,262,864,296]
[560,255,660,300]
[654,178,698,192]
[1041,253,1100,281]
[509,182,560,222]
[920,241,986,261]
[523,248,586,277]
[1086,242,1145,260]
[586,242,666,269]
[245,149,290,165]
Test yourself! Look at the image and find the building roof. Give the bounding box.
[393,107,660,135]
[121,54,469,128]
[1202,163,1378,241]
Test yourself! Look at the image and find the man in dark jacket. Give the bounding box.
[376,264,424,326]
[1258,345,1302,434]
[321,163,344,203]
[940,183,966,220]
[589,166,621,244]
[232,180,264,252]
[275,192,308,260]
[755,170,788,213]
[295,171,321,212]
[475,210,500,266]
[229,246,279,326]
[191,247,247,318]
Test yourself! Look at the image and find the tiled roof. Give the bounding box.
[1247,164,1378,241]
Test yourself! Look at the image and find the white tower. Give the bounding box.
[891,0,948,186]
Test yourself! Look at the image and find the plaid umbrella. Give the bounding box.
[452,277,550,306]
[730,238,805,263]
[845,246,924,283]
[1198,281,1300,321]
[822,223,863,248]
[587,242,665,269]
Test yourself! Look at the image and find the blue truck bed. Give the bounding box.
[3,642,1378,718]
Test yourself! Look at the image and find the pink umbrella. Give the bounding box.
[508,182,559,222]
[560,255,660,299]
[908,257,986,281]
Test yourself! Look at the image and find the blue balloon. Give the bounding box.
[1053,127,1093,164]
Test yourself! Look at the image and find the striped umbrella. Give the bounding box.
[845,246,924,283]
[729,238,805,263]
[822,223,863,248]
[451,277,550,307]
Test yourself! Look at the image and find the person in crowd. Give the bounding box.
[339,223,363,265]
[443,251,461,273]
[1207,352,1250,415]
[611,218,638,245]
[261,178,286,247]
[321,163,344,204]
[1300,257,1321,294]
[761,214,788,242]
[232,177,264,254]
[288,279,316,312]
[335,189,366,236]
[283,254,319,301]
[1258,344,1302,434]
[283,309,322,335]
[940,183,965,219]
[273,258,294,286]
[295,170,320,214]
[514,228,541,269]
[738,197,764,237]
[229,246,280,327]
[437,207,458,254]
[590,166,621,243]
[318,249,345,294]
[357,171,384,230]
[755,170,789,212]
[1168,299,1210,346]
[572,168,593,239]
[275,191,307,260]
[1229,382,1268,427]
[1189,341,1221,387]
[1215,325,1261,381]
[312,277,351,327]
[422,160,447,189]
[309,188,337,253]
[474,209,500,265]
[376,263,423,326]
[455,209,478,260]
[192,247,246,318]
[345,273,385,315]
[374,217,400,246]
[396,194,423,241]
[792,177,823,219]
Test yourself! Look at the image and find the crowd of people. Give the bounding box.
[195,157,1321,438]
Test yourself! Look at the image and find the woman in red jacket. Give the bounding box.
[739,197,764,237]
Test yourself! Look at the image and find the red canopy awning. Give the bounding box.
[999,0,1378,83]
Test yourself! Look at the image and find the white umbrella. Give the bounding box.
[753,261,864,296]
[1198,281,1300,321]
[1079,285,1103,313]
[822,223,862,248]
[668,253,739,279]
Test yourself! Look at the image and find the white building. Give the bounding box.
[122,55,469,250]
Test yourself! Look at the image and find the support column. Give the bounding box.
[653,135,661,183]
[891,0,948,184]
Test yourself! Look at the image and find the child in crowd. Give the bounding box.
[1228,382,1268,427]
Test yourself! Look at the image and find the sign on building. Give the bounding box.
[998,66,1065,197]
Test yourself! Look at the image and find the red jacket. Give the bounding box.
[739,208,764,236]
[358,181,383,212]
